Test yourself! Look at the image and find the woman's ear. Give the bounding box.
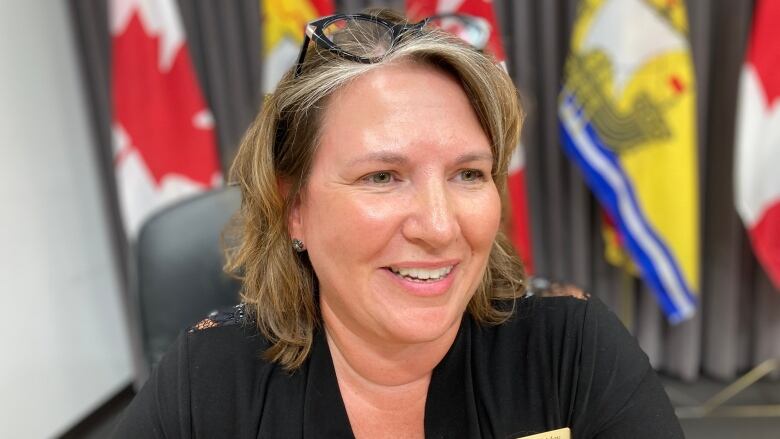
[279,178,304,242]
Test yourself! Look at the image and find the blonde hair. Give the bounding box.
[226,9,526,370]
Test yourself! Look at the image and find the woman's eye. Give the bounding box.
[366,172,394,184]
[459,169,485,182]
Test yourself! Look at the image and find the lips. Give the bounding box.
[381,261,459,297]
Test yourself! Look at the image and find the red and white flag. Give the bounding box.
[110,0,221,238]
[734,0,780,290]
[735,0,780,290]
[406,0,534,273]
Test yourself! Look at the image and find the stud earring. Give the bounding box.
[292,238,306,253]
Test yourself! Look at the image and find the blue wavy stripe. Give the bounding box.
[558,91,697,323]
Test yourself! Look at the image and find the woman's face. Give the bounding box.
[289,62,501,346]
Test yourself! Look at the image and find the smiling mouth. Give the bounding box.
[386,265,454,282]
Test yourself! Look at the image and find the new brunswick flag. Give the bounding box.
[559,0,699,322]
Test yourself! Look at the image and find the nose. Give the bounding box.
[401,180,460,249]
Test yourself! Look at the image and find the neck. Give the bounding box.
[321,300,461,438]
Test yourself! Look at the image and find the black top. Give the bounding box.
[113,296,683,438]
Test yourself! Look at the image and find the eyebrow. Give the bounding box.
[346,151,408,167]
[345,151,494,167]
[454,152,494,165]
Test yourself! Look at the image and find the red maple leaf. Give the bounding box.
[112,12,219,187]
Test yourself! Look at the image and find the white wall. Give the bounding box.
[0,2,133,437]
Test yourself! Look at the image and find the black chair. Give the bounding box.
[134,187,242,370]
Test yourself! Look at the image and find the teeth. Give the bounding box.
[389,265,453,281]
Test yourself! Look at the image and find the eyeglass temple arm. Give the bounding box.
[294,25,317,78]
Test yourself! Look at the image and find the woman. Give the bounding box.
[114,10,683,438]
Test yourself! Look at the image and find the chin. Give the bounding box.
[381,306,464,344]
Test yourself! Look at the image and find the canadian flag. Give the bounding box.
[110,0,221,238]
[735,0,780,290]
[406,0,534,273]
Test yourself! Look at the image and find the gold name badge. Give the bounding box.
[516,427,571,439]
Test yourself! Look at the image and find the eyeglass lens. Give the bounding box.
[426,15,490,50]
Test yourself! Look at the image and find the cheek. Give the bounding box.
[301,191,403,261]
[460,189,502,252]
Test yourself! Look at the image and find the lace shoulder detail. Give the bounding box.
[188,304,248,333]
[524,277,590,300]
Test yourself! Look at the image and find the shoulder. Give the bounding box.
[182,304,274,377]
[172,305,284,435]
[493,279,594,336]
[498,278,623,335]
[491,281,639,368]
[472,279,649,403]
[188,303,251,333]
[481,282,678,436]
[184,303,267,352]
[469,281,605,387]
[513,280,645,371]
[525,276,590,300]
[114,305,279,437]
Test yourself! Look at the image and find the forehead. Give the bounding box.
[325,61,472,120]
[316,62,491,160]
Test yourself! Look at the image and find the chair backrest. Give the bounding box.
[134,187,242,368]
